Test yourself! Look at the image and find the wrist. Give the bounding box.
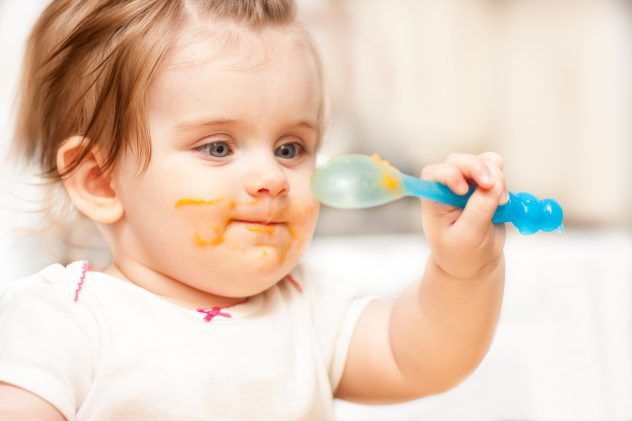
[429,253,505,283]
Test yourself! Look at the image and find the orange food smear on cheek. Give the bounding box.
[174,197,228,247]
[192,227,227,248]
[175,197,222,208]
[194,231,225,247]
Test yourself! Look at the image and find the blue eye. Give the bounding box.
[198,141,232,158]
[275,143,302,159]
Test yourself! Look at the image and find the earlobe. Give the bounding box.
[57,136,124,224]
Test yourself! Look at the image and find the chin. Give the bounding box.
[224,246,300,292]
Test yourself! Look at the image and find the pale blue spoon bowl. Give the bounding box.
[311,154,564,235]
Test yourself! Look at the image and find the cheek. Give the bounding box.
[174,198,237,247]
[287,196,320,249]
[119,183,234,250]
[152,160,237,235]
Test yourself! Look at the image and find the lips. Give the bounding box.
[233,219,284,226]
[234,220,285,229]
[231,209,288,226]
[230,220,287,239]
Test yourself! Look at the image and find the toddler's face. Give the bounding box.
[111,24,321,297]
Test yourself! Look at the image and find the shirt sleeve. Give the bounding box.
[299,265,376,392]
[0,266,99,421]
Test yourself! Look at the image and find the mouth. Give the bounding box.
[232,219,286,232]
[233,219,284,226]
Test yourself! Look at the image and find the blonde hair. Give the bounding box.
[12,0,302,181]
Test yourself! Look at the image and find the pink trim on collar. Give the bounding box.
[196,307,232,322]
[73,261,90,302]
[285,274,302,293]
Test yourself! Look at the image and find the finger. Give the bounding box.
[453,179,504,238]
[484,161,509,205]
[421,163,469,195]
[479,152,504,171]
[445,153,494,189]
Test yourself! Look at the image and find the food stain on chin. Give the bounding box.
[252,244,290,265]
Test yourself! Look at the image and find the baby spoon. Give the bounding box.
[311,154,564,235]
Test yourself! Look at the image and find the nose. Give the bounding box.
[244,154,290,197]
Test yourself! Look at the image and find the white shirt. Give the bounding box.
[0,261,374,420]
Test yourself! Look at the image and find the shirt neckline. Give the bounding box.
[65,262,264,321]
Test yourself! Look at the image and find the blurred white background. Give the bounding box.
[1,1,631,420]
[300,0,632,234]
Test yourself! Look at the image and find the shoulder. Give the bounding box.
[2,260,87,297]
[279,264,376,390]
[0,262,99,421]
[263,265,373,328]
[0,260,98,330]
[285,264,372,310]
[0,259,100,346]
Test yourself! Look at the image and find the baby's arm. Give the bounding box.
[0,382,66,421]
[335,153,507,403]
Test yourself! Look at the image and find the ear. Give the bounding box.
[57,136,124,224]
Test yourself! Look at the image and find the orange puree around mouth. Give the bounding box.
[245,224,276,235]
[193,226,225,247]
[194,232,225,247]
[288,224,296,240]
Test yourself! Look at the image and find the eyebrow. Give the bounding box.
[174,118,318,131]
[175,119,243,130]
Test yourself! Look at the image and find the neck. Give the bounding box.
[103,260,246,309]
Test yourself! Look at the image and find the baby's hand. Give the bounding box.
[420,153,507,280]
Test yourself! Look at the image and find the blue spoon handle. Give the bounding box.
[401,174,564,235]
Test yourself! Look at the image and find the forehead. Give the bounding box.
[147,23,322,127]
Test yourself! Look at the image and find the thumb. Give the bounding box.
[453,183,503,237]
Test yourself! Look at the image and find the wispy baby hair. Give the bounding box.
[12,0,298,180]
